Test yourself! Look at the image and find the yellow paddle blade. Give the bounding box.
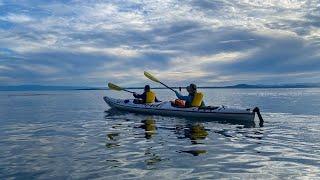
[108,83,123,91]
[144,71,160,83]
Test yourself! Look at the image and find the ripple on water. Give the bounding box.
[1,89,320,179]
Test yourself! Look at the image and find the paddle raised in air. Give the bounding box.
[144,71,175,92]
[108,82,135,93]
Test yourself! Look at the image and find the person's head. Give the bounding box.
[144,85,151,92]
[186,83,197,94]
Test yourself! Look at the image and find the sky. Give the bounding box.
[0,0,319,87]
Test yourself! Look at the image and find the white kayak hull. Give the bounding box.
[103,96,255,122]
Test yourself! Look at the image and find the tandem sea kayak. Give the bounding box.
[104,96,263,123]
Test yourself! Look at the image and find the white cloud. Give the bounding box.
[0,13,34,23]
[144,50,253,83]
[171,51,253,68]
[76,46,140,58]
[0,76,14,82]
[0,65,12,71]
[21,64,60,75]
[0,0,319,86]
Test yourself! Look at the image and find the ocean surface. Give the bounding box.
[0,88,319,179]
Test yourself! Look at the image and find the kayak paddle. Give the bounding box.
[108,82,135,93]
[144,71,176,92]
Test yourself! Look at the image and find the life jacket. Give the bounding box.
[191,92,204,107]
[145,91,156,103]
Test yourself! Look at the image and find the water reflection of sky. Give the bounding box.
[0,89,320,179]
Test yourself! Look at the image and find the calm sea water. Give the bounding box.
[0,88,319,179]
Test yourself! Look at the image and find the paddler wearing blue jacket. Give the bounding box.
[133,85,160,103]
[174,83,205,107]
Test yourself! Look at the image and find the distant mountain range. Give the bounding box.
[1,83,320,91]
[0,85,93,91]
[214,83,320,89]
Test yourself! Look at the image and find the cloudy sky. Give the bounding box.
[0,0,319,87]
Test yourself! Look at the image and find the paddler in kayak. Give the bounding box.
[174,83,205,107]
[133,85,160,104]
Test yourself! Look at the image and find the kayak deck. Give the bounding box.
[103,96,255,122]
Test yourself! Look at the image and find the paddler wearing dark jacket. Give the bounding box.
[174,83,205,107]
[133,85,160,103]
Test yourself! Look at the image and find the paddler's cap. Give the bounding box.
[186,83,197,92]
[144,85,150,91]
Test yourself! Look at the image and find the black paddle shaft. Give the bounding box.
[160,82,176,92]
[123,89,135,93]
